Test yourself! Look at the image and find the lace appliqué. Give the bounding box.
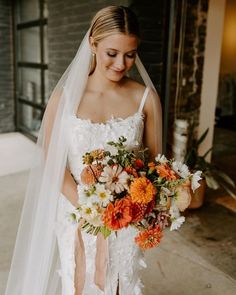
[56,112,146,294]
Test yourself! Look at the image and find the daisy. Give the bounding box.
[80,204,98,221]
[77,185,97,205]
[95,183,113,206]
[172,161,190,178]
[99,165,130,193]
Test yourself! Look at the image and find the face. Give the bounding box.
[91,33,139,82]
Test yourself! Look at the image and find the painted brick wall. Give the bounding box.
[0,0,15,133]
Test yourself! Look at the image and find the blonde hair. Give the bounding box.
[89,6,140,74]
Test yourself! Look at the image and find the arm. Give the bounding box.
[143,89,163,160]
[61,168,79,208]
[43,89,79,207]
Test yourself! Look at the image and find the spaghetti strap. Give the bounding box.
[138,87,150,113]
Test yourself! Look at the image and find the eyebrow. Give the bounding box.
[106,48,137,53]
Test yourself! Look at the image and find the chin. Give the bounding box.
[106,70,126,82]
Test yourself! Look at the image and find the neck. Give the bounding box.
[87,68,125,93]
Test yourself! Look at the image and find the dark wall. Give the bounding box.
[47,0,167,96]
[48,0,130,91]
[0,0,15,133]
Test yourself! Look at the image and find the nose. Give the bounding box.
[114,56,125,71]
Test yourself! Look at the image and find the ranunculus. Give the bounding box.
[80,164,102,185]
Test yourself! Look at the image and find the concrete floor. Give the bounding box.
[0,132,236,295]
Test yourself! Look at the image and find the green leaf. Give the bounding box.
[216,170,235,188]
[205,175,220,190]
[197,128,209,147]
[100,226,111,239]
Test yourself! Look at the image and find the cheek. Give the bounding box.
[97,53,113,68]
[126,59,135,70]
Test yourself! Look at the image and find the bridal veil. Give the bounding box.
[5,26,162,294]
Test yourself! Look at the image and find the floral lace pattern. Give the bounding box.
[56,111,146,295]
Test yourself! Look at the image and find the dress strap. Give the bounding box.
[138,87,150,113]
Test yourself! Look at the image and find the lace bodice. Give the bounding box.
[67,111,145,183]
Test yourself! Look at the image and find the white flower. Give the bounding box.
[169,204,180,219]
[160,187,172,206]
[95,183,113,206]
[161,187,172,196]
[77,185,96,205]
[172,161,190,178]
[170,216,185,231]
[191,170,202,192]
[99,165,130,193]
[80,204,98,220]
[155,154,168,163]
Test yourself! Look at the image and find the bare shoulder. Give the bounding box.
[123,77,146,102]
[143,87,162,117]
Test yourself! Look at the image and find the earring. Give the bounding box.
[92,52,95,57]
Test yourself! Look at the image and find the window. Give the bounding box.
[14,0,48,140]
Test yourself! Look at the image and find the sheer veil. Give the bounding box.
[5,29,162,295]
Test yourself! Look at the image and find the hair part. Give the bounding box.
[89,6,140,74]
[89,6,140,43]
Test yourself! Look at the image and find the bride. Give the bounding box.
[5,5,162,295]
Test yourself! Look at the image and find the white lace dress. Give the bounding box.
[56,88,150,295]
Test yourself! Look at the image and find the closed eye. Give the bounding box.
[126,53,136,59]
[107,52,117,57]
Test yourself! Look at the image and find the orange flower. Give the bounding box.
[130,177,156,204]
[80,164,102,185]
[102,198,133,230]
[135,225,162,250]
[124,166,138,178]
[156,164,178,181]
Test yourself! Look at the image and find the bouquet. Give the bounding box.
[71,136,202,250]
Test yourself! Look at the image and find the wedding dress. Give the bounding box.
[56,87,150,295]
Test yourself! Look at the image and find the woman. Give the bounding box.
[5,5,162,295]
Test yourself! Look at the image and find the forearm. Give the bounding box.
[61,168,79,207]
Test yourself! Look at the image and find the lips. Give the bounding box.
[109,68,125,74]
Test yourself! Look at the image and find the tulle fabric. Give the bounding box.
[5,29,162,295]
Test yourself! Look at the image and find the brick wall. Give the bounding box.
[0,0,15,133]
[167,0,209,151]
[48,0,130,91]
[47,0,167,96]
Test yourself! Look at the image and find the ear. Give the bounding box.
[89,36,97,54]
